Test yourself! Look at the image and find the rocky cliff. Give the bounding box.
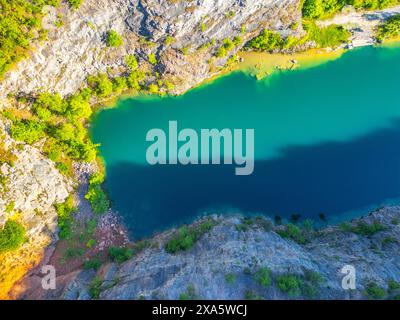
[15,207,400,300]
[0,0,301,99]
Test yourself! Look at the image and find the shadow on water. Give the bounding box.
[106,120,400,238]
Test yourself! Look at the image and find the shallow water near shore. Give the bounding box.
[91,45,400,238]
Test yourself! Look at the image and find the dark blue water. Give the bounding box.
[91,45,400,238]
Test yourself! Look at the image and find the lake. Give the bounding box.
[91,45,400,238]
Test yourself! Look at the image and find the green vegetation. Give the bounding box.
[277,223,308,244]
[165,35,175,45]
[67,0,83,9]
[87,73,113,98]
[148,53,157,65]
[244,290,263,300]
[84,258,102,271]
[254,267,271,287]
[215,38,235,57]
[247,29,285,52]
[276,274,302,298]
[165,219,215,254]
[88,276,103,299]
[364,282,386,299]
[340,221,386,236]
[55,195,77,240]
[85,173,110,215]
[106,30,123,47]
[0,0,60,79]
[125,55,138,70]
[0,220,26,253]
[10,120,46,144]
[179,285,197,300]
[376,14,400,42]
[225,273,237,284]
[303,20,350,47]
[388,279,400,293]
[108,246,133,263]
[302,0,400,20]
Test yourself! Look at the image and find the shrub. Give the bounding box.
[342,221,386,236]
[276,274,302,298]
[277,223,307,244]
[10,120,46,144]
[84,258,102,271]
[388,279,400,293]
[88,276,103,299]
[179,285,197,300]
[33,92,65,115]
[55,195,77,240]
[148,53,157,65]
[108,246,133,263]
[247,30,284,52]
[85,181,109,215]
[106,30,123,47]
[87,73,113,98]
[376,14,400,42]
[124,54,138,70]
[67,0,83,9]
[225,273,236,284]
[254,267,271,287]
[165,219,215,254]
[0,220,26,253]
[65,93,92,120]
[364,282,386,299]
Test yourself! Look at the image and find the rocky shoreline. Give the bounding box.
[13,207,400,300]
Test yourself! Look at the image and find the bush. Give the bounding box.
[85,177,109,215]
[84,258,102,270]
[165,219,215,254]
[247,30,284,52]
[10,120,46,144]
[276,274,302,298]
[33,92,65,115]
[88,276,103,299]
[108,246,133,263]
[277,223,307,244]
[225,273,236,284]
[148,53,157,65]
[254,267,271,287]
[0,220,26,253]
[342,221,386,236]
[55,195,77,239]
[106,30,123,47]
[67,0,83,9]
[124,54,138,70]
[364,282,386,299]
[376,14,400,42]
[87,73,113,98]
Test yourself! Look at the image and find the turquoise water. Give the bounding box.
[91,45,400,238]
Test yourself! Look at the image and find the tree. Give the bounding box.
[87,73,113,98]
[106,30,123,47]
[124,54,138,70]
[10,120,46,144]
[148,53,157,65]
[0,220,26,253]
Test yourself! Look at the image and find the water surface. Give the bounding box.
[91,45,400,238]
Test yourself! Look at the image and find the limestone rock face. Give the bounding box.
[19,207,400,300]
[0,123,73,299]
[0,0,301,98]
